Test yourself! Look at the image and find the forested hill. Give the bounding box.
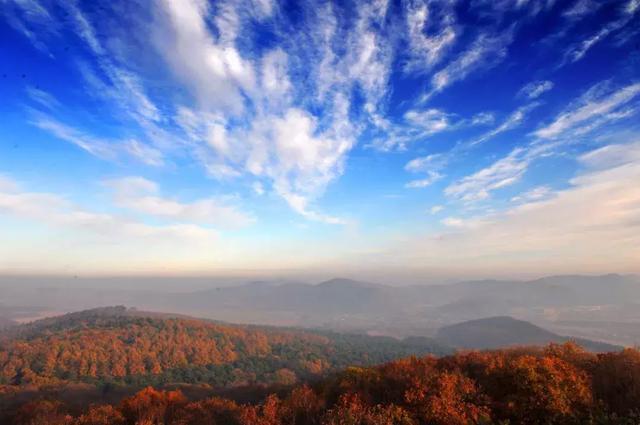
[0,307,449,387]
[4,343,640,425]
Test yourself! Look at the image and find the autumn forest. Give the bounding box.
[5,342,640,424]
[0,307,639,424]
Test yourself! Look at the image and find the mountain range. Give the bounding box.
[1,274,639,345]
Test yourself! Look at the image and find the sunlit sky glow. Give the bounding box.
[1,0,639,278]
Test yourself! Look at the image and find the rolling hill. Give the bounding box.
[436,316,621,352]
[0,306,449,387]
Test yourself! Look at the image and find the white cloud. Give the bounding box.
[404,109,451,134]
[445,144,551,202]
[386,140,640,273]
[78,61,161,128]
[404,0,457,71]
[31,2,165,152]
[471,112,495,126]
[0,174,226,273]
[405,153,447,173]
[63,0,104,55]
[429,205,444,214]
[105,176,254,229]
[406,172,443,188]
[423,30,513,100]
[561,0,639,64]
[510,185,552,202]
[346,0,393,105]
[441,216,477,228]
[8,0,397,224]
[372,108,465,151]
[154,0,255,114]
[25,86,59,109]
[33,116,165,166]
[266,109,352,223]
[405,154,446,189]
[578,140,640,169]
[563,0,602,19]
[0,175,218,244]
[33,117,116,159]
[123,140,165,167]
[518,80,554,99]
[1,0,56,53]
[446,81,640,206]
[261,48,292,101]
[251,0,275,18]
[468,102,539,146]
[534,82,640,139]
[149,0,379,222]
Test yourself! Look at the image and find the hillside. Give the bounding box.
[0,307,449,387]
[436,316,621,352]
[3,343,640,425]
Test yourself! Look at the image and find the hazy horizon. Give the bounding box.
[1,270,638,288]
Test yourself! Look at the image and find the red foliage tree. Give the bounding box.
[120,387,187,425]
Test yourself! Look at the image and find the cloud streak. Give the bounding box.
[105,177,255,229]
[386,140,640,273]
[422,30,514,101]
[534,82,640,139]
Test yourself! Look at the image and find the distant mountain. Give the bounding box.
[436,316,621,352]
[0,306,449,387]
[2,274,640,344]
[0,317,16,330]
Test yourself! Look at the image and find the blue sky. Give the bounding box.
[0,0,639,279]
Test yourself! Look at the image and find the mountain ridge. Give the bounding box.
[436,316,621,352]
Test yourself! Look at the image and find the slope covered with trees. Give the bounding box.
[0,307,449,387]
[3,342,640,424]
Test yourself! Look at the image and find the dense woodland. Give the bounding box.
[0,307,448,387]
[1,342,640,424]
[2,307,639,424]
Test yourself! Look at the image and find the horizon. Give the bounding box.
[1,0,639,276]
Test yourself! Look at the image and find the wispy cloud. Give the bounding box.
[561,0,639,64]
[105,176,255,229]
[0,174,218,244]
[429,205,444,214]
[445,143,551,202]
[373,107,495,151]
[1,0,56,53]
[123,140,165,167]
[445,80,640,205]
[25,86,60,109]
[404,109,452,134]
[33,116,164,166]
[422,30,514,101]
[153,0,255,114]
[405,173,443,189]
[534,82,640,139]
[32,117,117,159]
[517,80,554,99]
[404,0,457,71]
[468,102,540,147]
[386,140,640,273]
[405,154,446,189]
[510,185,552,202]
